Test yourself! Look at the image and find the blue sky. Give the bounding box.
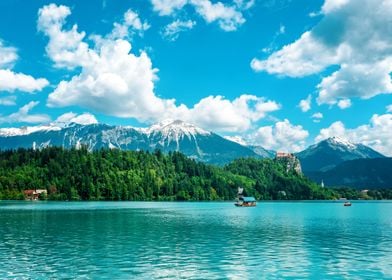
[0,0,391,154]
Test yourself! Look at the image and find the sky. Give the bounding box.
[0,0,391,155]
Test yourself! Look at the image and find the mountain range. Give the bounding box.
[0,120,261,165]
[0,120,389,188]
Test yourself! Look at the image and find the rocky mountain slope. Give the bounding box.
[296,136,385,172]
[0,120,262,165]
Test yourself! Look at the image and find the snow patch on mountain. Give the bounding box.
[0,125,61,137]
[144,120,210,137]
[0,119,262,164]
[224,135,248,146]
[297,136,385,172]
[325,136,356,149]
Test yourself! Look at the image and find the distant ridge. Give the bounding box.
[306,158,392,189]
[296,136,385,172]
[0,120,265,165]
[0,122,387,172]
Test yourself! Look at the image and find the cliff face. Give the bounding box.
[275,153,302,174]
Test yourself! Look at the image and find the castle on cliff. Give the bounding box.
[275,152,302,174]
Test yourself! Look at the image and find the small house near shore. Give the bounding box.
[23,189,47,200]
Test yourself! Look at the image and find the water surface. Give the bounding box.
[1,201,391,279]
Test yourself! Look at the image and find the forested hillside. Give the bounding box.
[307,158,392,189]
[225,158,336,200]
[0,148,336,201]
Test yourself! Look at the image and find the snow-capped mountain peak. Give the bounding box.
[297,135,385,172]
[0,124,61,137]
[0,119,96,138]
[325,136,356,149]
[145,119,210,138]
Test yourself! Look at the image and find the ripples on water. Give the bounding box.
[0,201,392,279]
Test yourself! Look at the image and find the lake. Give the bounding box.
[1,201,391,279]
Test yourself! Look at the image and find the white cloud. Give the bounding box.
[186,95,280,132]
[39,4,167,121]
[316,114,392,156]
[151,0,247,31]
[278,24,285,35]
[37,4,93,69]
[251,0,392,107]
[234,0,255,10]
[298,94,311,112]
[191,0,245,31]
[39,4,279,133]
[0,41,18,68]
[386,104,392,113]
[312,112,323,119]
[249,119,309,152]
[321,0,350,13]
[337,98,351,109]
[151,0,187,16]
[0,69,49,93]
[0,41,49,93]
[0,101,50,124]
[55,112,98,125]
[111,9,150,40]
[251,31,338,77]
[261,23,288,55]
[311,112,323,123]
[316,121,346,142]
[162,19,196,41]
[0,95,17,106]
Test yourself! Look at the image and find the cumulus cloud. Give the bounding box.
[0,69,49,93]
[249,119,309,152]
[39,4,279,133]
[337,98,351,109]
[321,0,350,13]
[55,112,98,125]
[316,114,392,156]
[191,0,245,31]
[39,4,169,121]
[37,4,91,69]
[0,41,49,93]
[151,0,247,31]
[0,101,50,124]
[298,94,311,112]
[316,121,346,141]
[186,95,280,132]
[0,95,17,106]
[151,0,187,16]
[311,112,323,123]
[387,104,392,113]
[251,0,392,107]
[162,19,196,41]
[0,41,18,68]
[111,9,150,40]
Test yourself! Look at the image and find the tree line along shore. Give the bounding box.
[0,147,391,201]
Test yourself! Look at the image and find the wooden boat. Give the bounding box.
[344,201,352,206]
[234,187,256,207]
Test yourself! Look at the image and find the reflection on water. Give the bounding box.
[0,201,392,279]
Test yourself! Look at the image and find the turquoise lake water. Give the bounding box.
[0,201,391,279]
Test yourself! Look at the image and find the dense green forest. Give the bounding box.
[0,148,390,201]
